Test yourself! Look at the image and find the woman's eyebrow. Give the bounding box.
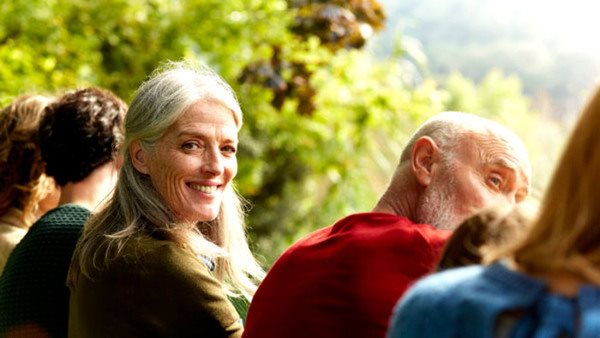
[176,130,238,143]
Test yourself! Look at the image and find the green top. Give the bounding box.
[0,204,91,338]
[68,233,243,338]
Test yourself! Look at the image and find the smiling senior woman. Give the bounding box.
[67,61,265,338]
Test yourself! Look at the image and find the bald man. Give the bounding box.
[242,112,531,338]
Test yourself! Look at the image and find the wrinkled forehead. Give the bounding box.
[462,129,531,187]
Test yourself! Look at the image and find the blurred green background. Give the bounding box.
[1,0,594,266]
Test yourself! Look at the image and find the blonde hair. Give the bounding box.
[68,61,264,299]
[506,86,600,284]
[0,95,56,226]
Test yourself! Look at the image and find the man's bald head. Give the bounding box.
[380,111,532,230]
[399,111,531,183]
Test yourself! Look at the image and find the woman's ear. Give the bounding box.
[129,140,150,174]
[411,136,440,187]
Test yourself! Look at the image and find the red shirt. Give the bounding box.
[243,212,451,338]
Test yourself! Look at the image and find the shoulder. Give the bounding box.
[388,266,485,338]
[266,213,370,264]
[35,204,91,228]
[11,205,91,252]
[0,209,27,246]
[403,265,486,305]
[388,263,547,338]
[117,236,209,277]
[293,212,449,246]
[72,235,242,337]
[109,236,235,309]
[110,235,231,304]
[336,213,451,264]
[332,212,451,243]
[0,225,26,245]
[269,213,450,271]
[399,262,540,310]
[0,225,26,267]
[19,204,90,245]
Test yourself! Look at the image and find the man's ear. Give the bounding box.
[114,153,125,171]
[129,140,150,174]
[411,136,440,187]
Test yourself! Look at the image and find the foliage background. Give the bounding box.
[0,0,568,266]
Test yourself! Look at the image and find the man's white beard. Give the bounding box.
[417,175,458,230]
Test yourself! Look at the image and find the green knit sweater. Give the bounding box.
[0,204,91,338]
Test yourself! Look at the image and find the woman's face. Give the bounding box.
[133,100,238,222]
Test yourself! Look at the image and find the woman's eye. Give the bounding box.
[182,142,200,150]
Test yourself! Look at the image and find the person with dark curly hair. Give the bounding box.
[0,87,126,338]
[0,95,60,272]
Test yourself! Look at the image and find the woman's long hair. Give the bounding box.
[497,86,600,284]
[0,95,56,226]
[68,61,264,299]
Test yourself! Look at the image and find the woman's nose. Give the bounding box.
[201,147,224,176]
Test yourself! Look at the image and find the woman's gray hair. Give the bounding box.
[69,61,264,299]
[126,60,243,150]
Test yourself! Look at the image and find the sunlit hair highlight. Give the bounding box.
[502,87,600,285]
[0,95,56,226]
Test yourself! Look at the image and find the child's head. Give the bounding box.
[437,203,536,270]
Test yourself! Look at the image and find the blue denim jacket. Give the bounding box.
[387,262,600,338]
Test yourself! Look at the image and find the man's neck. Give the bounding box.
[372,192,415,219]
[57,162,117,212]
[372,170,419,220]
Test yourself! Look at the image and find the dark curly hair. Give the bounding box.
[39,87,127,186]
[0,95,55,224]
